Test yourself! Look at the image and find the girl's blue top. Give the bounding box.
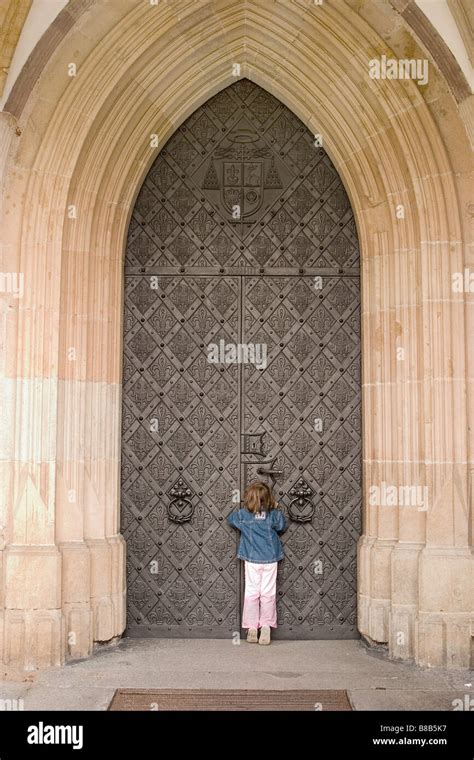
[227,507,287,563]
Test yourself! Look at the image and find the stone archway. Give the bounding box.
[0,0,471,670]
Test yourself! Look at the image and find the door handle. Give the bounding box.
[257,467,283,477]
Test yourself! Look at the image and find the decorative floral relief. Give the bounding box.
[170,133,199,170]
[327,187,350,218]
[188,452,214,485]
[308,305,333,335]
[313,501,334,533]
[148,159,177,193]
[209,479,232,511]
[329,427,354,461]
[128,477,155,512]
[208,528,233,561]
[268,209,295,241]
[327,577,352,608]
[208,279,234,313]
[209,231,236,265]
[148,604,176,626]
[247,376,273,409]
[289,525,312,560]
[287,377,313,412]
[192,503,213,536]
[248,232,274,265]
[129,578,154,610]
[287,232,313,265]
[189,112,218,146]
[189,208,216,241]
[187,404,214,437]
[287,185,315,218]
[308,208,334,241]
[128,525,154,558]
[168,578,193,610]
[129,278,159,314]
[289,135,315,170]
[188,554,213,586]
[128,230,156,266]
[169,331,195,363]
[189,305,215,339]
[128,376,155,410]
[328,478,356,510]
[168,281,196,314]
[268,404,293,436]
[168,232,195,265]
[168,526,192,561]
[207,376,234,413]
[149,452,173,484]
[189,355,215,387]
[129,330,156,363]
[149,305,175,338]
[167,427,195,462]
[268,354,293,385]
[208,429,234,459]
[170,184,197,217]
[327,525,352,561]
[309,451,333,484]
[286,577,312,610]
[289,429,313,459]
[327,233,353,266]
[168,377,195,412]
[129,427,155,460]
[327,377,353,412]
[326,281,353,312]
[287,280,314,315]
[288,330,314,362]
[148,504,167,532]
[268,112,298,146]
[268,305,294,338]
[149,354,174,386]
[149,207,176,240]
[308,603,332,626]
[187,604,214,626]
[307,159,336,193]
[208,578,232,612]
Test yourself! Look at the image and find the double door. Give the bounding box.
[121,271,360,638]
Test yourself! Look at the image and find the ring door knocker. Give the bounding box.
[167,477,195,523]
[287,478,315,523]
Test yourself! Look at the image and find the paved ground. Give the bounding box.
[0,638,472,711]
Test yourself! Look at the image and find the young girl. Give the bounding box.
[227,481,287,645]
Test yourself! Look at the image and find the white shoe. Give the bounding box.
[258,625,271,645]
[246,627,258,643]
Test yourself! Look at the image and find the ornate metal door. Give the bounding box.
[122,79,361,638]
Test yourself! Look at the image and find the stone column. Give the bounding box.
[0,110,64,671]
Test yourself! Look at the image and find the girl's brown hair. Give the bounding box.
[243,481,276,513]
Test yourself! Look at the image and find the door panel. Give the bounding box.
[242,275,360,638]
[122,275,241,636]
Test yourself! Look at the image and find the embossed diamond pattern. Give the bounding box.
[122,275,240,636]
[243,274,361,638]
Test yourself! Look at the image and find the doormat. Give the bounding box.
[108,688,352,711]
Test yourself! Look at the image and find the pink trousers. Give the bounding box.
[242,561,278,629]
